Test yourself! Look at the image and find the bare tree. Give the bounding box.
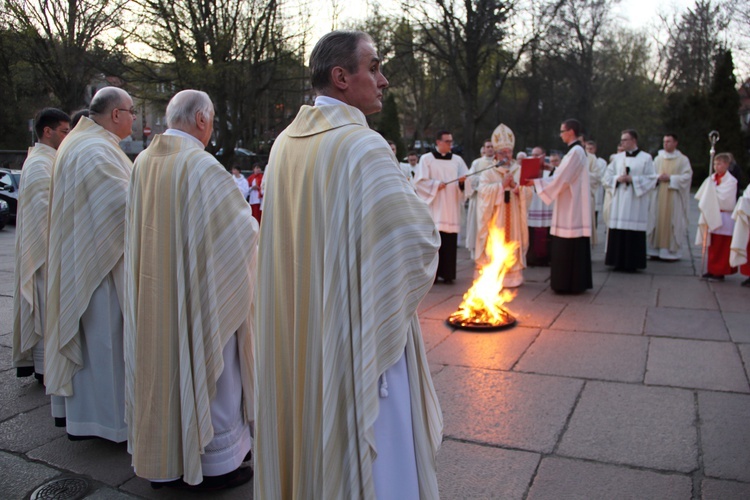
[2,0,128,111]
[401,0,552,157]
[653,0,732,94]
[130,0,293,160]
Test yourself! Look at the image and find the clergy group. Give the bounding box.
[10,27,750,500]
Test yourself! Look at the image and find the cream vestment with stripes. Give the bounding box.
[123,134,258,485]
[255,103,442,499]
[13,143,56,370]
[45,117,132,397]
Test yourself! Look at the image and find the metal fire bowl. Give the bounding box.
[445,315,517,332]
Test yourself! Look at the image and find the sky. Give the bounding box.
[307,0,700,45]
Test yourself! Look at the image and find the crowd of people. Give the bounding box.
[9,27,750,499]
[406,124,750,295]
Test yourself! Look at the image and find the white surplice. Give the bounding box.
[603,150,656,231]
[414,151,469,233]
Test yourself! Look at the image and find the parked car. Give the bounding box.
[0,198,8,230]
[0,167,21,222]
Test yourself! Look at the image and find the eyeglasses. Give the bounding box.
[116,108,137,116]
[559,129,568,134]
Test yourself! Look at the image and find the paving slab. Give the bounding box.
[653,276,719,310]
[0,270,14,297]
[603,272,654,289]
[0,450,61,500]
[592,286,658,307]
[645,259,698,277]
[714,288,750,313]
[557,381,697,472]
[86,487,141,499]
[0,367,49,421]
[0,295,13,335]
[507,299,566,329]
[723,311,750,343]
[28,436,135,487]
[433,366,583,453]
[550,303,646,335]
[0,331,11,349]
[699,391,750,482]
[418,291,456,315]
[527,456,692,500]
[514,330,647,383]
[701,478,750,499]
[120,475,254,499]
[738,344,750,383]
[644,307,729,340]
[420,293,464,321]
[534,287,595,305]
[418,318,453,352]
[437,439,539,500]
[0,404,66,452]
[645,338,749,393]
[0,344,12,372]
[427,327,539,371]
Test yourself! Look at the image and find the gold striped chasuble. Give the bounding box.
[254,103,443,499]
[45,117,132,397]
[124,134,258,485]
[13,143,56,368]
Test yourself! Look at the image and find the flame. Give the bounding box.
[449,217,519,326]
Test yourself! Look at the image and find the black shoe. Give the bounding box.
[16,367,34,378]
[742,278,750,288]
[34,373,44,384]
[67,433,99,441]
[701,272,713,280]
[151,466,254,492]
[54,417,66,428]
[444,279,453,284]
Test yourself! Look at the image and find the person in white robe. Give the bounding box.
[124,90,257,490]
[465,140,495,259]
[45,87,135,442]
[647,134,693,261]
[254,30,442,500]
[585,140,607,227]
[730,187,750,287]
[401,150,419,180]
[603,129,656,272]
[247,164,264,222]
[475,124,532,288]
[533,119,593,293]
[231,166,250,200]
[526,146,554,266]
[13,108,70,385]
[584,142,601,245]
[414,130,468,284]
[695,153,738,280]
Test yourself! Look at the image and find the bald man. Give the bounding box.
[124,90,257,490]
[45,86,135,441]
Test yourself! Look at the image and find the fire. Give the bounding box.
[448,219,518,328]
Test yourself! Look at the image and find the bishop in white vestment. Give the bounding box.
[475,124,532,288]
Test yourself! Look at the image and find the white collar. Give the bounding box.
[164,128,205,149]
[314,95,347,107]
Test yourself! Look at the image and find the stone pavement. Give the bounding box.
[1,196,749,499]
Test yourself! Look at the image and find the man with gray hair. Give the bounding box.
[124,89,257,490]
[255,30,442,499]
[45,86,134,441]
